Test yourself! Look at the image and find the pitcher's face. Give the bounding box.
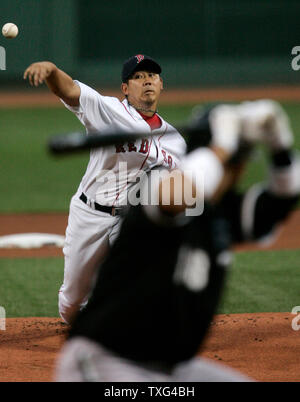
[121,70,163,109]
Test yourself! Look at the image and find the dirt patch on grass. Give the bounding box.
[0,213,67,258]
[0,209,299,258]
[0,313,299,382]
[2,85,300,108]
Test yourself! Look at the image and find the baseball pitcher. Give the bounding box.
[24,55,186,325]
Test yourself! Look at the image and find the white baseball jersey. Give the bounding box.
[58,80,186,324]
[62,81,186,207]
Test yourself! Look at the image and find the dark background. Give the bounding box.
[1,0,300,88]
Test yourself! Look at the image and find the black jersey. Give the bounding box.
[68,188,234,365]
[68,186,298,365]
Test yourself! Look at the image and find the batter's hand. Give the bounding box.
[23,61,57,87]
[238,100,294,152]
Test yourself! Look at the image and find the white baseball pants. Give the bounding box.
[54,337,252,382]
[58,192,122,325]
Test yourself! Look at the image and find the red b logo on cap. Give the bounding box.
[135,54,145,63]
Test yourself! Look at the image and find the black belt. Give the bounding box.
[80,193,122,216]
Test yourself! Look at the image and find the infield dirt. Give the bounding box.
[0,313,299,382]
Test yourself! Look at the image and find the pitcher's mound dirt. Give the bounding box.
[0,318,68,382]
[0,313,299,382]
[0,209,300,257]
[201,312,300,382]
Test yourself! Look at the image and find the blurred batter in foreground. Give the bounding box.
[55,100,300,381]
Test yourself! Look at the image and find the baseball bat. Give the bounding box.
[48,125,212,155]
[48,128,187,155]
[47,116,251,165]
[47,106,213,155]
[48,130,154,155]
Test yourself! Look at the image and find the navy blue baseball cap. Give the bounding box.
[122,54,162,83]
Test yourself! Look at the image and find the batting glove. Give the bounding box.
[238,99,294,152]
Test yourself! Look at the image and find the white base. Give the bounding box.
[0,233,65,248]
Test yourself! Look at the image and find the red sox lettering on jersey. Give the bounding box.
[115,140,174,169]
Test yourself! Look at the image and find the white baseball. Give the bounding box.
[2,23,19,39]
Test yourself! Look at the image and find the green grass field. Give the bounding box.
[218,249,300,314]
[0,249,299,317]
[0,257,63,317]
[0,102,299,317]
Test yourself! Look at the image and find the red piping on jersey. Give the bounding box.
[140,137,153,170]
[157,125,168,142]
[112,137,153,207]
[157,126,177,168]
[112,106,164,206]
[113,101,153,206]
[120,101,136,120]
